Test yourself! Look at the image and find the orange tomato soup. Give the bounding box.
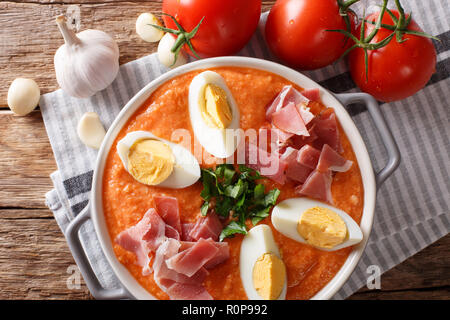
[102,67,364,300]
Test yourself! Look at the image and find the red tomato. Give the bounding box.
[265,0,356,70]
[162,0,261,58]
[349,10,436,102]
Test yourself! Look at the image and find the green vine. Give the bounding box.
[337,0,360,43]
[149,13,204,66]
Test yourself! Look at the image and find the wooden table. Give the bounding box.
[0,0,448,300]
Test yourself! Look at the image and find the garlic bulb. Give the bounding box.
[54,15,120,99]
[77,112,106,149]
[158,33,188,68]
[136,13,164,43]
[7,78,40,116]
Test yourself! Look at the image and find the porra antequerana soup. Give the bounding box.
[102,67,364,300]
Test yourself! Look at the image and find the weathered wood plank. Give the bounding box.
[0,1,275,108]
[0,110,55,208]
[0,217,92,299]
[0,208,54,219]
[357,236,450,292]
[349,287,450,300]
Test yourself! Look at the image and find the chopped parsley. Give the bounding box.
[200,164,281,241]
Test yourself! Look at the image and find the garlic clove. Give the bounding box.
[158,33,188,69]
[136,13,164,43]
[7,78,40,116]
[77,112,106,149]
[54,15,120,99]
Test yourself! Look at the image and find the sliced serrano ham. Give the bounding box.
[181,223,195,241]
[317,144,353,173]
[141,209,167,250]
[152,238,180,289]
[291,132,317,150]
[281,147,313,183]
[166,238,220,277]
[314,108,343,153]
[295,170,333,204]
[116,199,231,300]
[267,127,295,148]
[246,142,288,184]
[189,212,223,242]
[153,239,209,292]
[115,208,165,275]
[165,224,181,240]
[203,241,230,269]
[272,102,310,136]
[296,104,315,125]
[154,195,181,233]
[153,237,228,300]
[266,86,309,117]
[266,85,297,119]
[297,145,321,169]
[178,240,230,269]
[166,282,213,300]
[300,88,320,101]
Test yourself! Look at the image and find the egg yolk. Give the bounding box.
[297,207,347,249]
[127,139,175,185]
[201,84,232,129]
[252,253,286,300]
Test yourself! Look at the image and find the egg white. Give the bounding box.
[116,131,200,189]
[271,198,363,251]
[240,224,287,300]
[188,71,241,159]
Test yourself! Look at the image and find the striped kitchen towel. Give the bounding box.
[41,0,450,299]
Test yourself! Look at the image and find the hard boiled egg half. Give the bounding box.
[189,71,241,159]
[271,198,363,251]
[117,131,200,188]
[240,224,287,300]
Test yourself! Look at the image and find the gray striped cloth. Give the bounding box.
[41,0,449,299]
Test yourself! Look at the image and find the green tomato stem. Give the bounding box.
[338,0,361,13]
[365,0,388,43]
[152,13,205,64]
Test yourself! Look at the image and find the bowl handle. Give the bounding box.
[334,93,401,188]
[66,203,133,299]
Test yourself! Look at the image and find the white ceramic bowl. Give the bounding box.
[66,56,400,300]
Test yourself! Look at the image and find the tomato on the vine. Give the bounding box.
[162,0,262,58]
[265,0,357,70]
[348,10,437,102]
